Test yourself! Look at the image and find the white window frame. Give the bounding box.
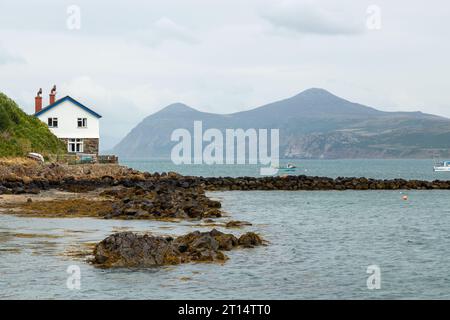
[77,118,88,128]
[48,117,58,128]
[68,138,84,153]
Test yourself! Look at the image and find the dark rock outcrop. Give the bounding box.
[238,232,263,247]
[225,220,253,228]
[100,185,222,220]
[92,229,264,268]
[93,232,180,267]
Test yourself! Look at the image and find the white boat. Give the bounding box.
[286,163,296,169]
[433,160,450,172]
[273,163,297,172]
[27,152,44,163]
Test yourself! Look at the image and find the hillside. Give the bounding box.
[0,92,65,157]
[112,88,450,159]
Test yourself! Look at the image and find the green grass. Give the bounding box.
[0,92,66,157]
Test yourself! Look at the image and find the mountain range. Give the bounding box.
[112,88,450,159]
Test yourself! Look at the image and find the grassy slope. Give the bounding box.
[0,92,65,157]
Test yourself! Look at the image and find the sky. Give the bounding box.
[1,0,449,150]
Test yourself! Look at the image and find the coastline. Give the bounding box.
[1,159,450,268]
[1,159,450,194]
[2,159,450,220]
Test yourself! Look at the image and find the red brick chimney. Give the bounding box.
[35,88,43,113]
[49,85,57,105]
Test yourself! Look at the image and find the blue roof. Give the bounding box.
[34,95,102,118]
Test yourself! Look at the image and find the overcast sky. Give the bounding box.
[1,0,449,149]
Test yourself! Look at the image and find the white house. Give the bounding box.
[34,87,102,154]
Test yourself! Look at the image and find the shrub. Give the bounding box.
[0,92,66,157]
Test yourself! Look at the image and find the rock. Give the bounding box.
[181,182,190,188]
[4,173,19,182]
[238,232,264,247]
[210,229,239,251]
[99,185,225,220]
[123,208,138,216]
[22,176,33,184]
[174,230,219,251]
[225,220,252,228]
[93,229,264,268]
[25,188,40,195]
[93,232,180,267]
[12,187,25,194]
[0,185,9,194]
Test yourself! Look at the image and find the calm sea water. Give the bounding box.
[1,159,450,299]
[121,158,445,181]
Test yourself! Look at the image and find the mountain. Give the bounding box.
[0,92,65,157]
[112,88,450,159]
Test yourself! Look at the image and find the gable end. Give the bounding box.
[34,96,102,118]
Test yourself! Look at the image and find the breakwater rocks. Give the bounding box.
[92,229,265,268]
[2,160,450,195]
[200,175,450,191]
[3,173,450,196]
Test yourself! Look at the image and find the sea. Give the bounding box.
[1,159,450,299]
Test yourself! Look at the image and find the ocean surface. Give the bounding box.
[1,159,450,299]
[122,158,445,181]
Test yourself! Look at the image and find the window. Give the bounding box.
[68,138,84,153]
[47,118,58,128]
[77,118,87,128]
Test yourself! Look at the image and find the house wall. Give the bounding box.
[36,100,100,139]
[83,138,99,154]
[60,138,99,154]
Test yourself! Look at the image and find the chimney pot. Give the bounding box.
[49,85,57,105]
[35,88,43,113]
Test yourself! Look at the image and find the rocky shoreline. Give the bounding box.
[0,160,267,267]
[1,159,450,268]
[2,160,450,195]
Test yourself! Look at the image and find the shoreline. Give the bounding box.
[1,159,450,194]
[1,159,450,268]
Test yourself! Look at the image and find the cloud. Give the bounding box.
[61,76,107,99]
[261,1,365,36]
[59,77,146,147]
[136,17,199,47]
[2,0,450,149]
[0,46,26,65]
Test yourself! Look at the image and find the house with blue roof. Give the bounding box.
[34,86,102,155]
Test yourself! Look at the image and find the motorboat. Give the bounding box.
[434,160,450,172]
[274,163,297,172]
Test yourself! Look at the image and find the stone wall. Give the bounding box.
[60,138,99,155]
[83,138,99,154]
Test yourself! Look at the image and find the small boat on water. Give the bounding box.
[274,163,297,172]
[433,160,450,172]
